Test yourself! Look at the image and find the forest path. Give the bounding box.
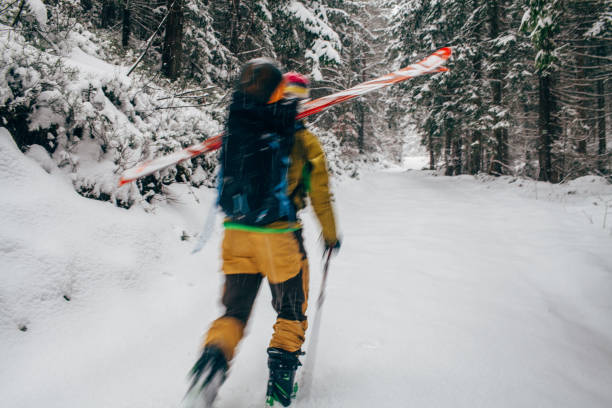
[1,164,612,408]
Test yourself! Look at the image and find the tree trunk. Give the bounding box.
[470,131,482,174]
[229,0,241,53]
[122,2,131,47]
[469,0,482,175]
[162,0,184,81]
[444,123,453,176]
[357,70,366,154]
[595,41,608,173]
[100,0,116,28]
[489,0,505,175]
[428,133,435,170]
[538,74,555,181]
[453,136,462,175]
[597,69,607,173]
[575,50,588,154]
[357,108,365,154]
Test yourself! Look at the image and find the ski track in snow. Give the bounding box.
[1,130,612,407]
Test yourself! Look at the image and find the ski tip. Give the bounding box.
[118,177,131,187]
[436,47,452,59]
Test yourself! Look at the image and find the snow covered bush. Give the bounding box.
[0,0,48,36]
[0,24,223,209]
[1,0,397,213]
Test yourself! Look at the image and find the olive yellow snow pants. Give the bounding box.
[204,228,309,362]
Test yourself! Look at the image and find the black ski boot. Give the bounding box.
[265,347,302,407]
[186,345,228,407]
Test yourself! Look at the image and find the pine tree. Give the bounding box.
[162,0,184,80]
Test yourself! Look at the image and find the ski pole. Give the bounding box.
[317,249,333,309]
[299,248,333,400]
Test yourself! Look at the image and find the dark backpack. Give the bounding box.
[218,92,297,226]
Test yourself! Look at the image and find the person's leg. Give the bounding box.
[260,230,309,406]
[189,229,262,404]
[203,229,263,361]
[268,267,309,352]
[266,269,308,406]
[266,230,309,353]
[204,273,263,360]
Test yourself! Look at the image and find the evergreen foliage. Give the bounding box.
[386,0,610,180]
[0,0,610,210]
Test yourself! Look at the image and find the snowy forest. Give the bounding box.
[2,2,612,408]
[1,0,611,208]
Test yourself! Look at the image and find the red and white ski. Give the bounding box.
[118,47,451,186]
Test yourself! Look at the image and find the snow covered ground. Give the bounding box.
[2,128,612,408]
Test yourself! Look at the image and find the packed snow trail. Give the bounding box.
[319,172,612,407]
[1,132,612,407]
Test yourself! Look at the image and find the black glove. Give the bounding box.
[323,238,341,258]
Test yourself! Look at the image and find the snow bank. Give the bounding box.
[464,173,612,235]
[0,126,228,408]
[2,148,612,407]
[0,127,219,334]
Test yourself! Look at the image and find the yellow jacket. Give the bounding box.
[286,125,337,245]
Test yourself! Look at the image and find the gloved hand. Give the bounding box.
[323,238,341,258]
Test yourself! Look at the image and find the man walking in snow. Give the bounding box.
[186,59,340,407]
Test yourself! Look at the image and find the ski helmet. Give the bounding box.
[283,72,310,100]
[237,58,283,104]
